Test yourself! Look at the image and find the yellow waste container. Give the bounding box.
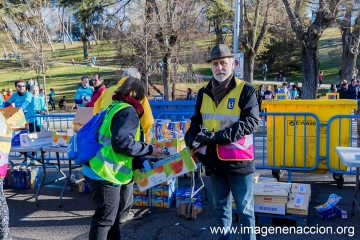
[262,99,357,174]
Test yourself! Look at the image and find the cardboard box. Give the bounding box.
[149,195,174,208]
[20,131,52,147]
[178,198,203,219]
[73,107,94,133]
[12,166,42,189]
[291,183,311,200]
[254,203,286,215]
[133,195,144,207]
[151,138,186,155]
[253,188,289,204]
[133,184,149,195]
[52,129,74,146]
[286,193,310,216]
[176,187,200,207]
[0,108,26,130]
[150,178,176,196]
[133,148,196,191]
[12,130,28,146]
[253,183,292,191]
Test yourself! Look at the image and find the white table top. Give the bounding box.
[42,145,68,153]
[10,145,43,152]
[335,147,360,167]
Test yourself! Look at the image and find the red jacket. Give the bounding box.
[87,85,106,107]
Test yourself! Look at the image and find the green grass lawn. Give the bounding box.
[0,26,350,103]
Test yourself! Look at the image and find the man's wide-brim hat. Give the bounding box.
[206,44,235,62]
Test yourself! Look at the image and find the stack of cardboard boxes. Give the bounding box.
[5,166,42,189]
[232,175,311,216]
[133,178,177,208]
[176,188,203,218]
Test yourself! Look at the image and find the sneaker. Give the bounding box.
[120,212,134,224]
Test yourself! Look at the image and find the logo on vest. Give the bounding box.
[227,98,236,109]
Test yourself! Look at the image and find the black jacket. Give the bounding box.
[184,76,259,175]
[338,88,351,99]
[110,105,153,170]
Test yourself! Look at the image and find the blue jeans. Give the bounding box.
[210,173,255,240]
[85,176,122,240]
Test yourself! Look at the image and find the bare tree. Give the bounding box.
[337,1,360,82]
[282,0,340,99]
[241,0,278,84]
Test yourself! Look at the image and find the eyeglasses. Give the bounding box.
[17,85,26,88]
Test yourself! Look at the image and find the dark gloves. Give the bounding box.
[194,131,217,147]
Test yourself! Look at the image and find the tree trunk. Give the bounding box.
[243,51,254,84]
[42,21,55,52]
[82,37,89,59]
[5,28,17,52]
[1,43,7,55]
[162,55,171,100]
[341,28,357,81]
[301,44,319,99]
[148,79,163,95]
[61,9,67,50]
[171,82,176,100]
[215,20,223,44]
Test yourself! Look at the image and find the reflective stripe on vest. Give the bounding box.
[95,152,131,175]
[89,101,140,184]
[200,77,254,161]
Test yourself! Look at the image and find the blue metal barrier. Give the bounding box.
[150,100,196,120]
[326,114,359,177]
[255,112,321,182]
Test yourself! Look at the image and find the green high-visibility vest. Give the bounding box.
[89,100,140,185]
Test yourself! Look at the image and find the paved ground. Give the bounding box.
[5,154,360,240]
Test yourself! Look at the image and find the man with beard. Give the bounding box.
[185,44,259,240]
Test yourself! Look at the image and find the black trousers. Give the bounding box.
[120,180,133,221]
[85,176,122,240]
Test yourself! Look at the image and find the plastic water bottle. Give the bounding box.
[70,174,76,184]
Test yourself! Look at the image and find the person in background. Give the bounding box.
[294,82,302,98]
[318,71,323,88]
[278,82,291,99]
[31,86,47,132]
[59,96,70,110]
[273,85,280,96]
[186,88,195,100]
[83,77,163,240]
[3,53,6,59]
[4,89,13,108]
[338,83,351,99]
[3,80,36,131]
[49,88,56,111]
[0,92,4,107]
[83,74,106,107]
[39,89,45,99]
[328,84,337,99]
[348,78,358,99]
[256,85,264,112]
[93,68,155,224]
[185,44,258,240]
[71,59,75,66]
[277,69,284,81]
[264,85,274,100]
[290,85,298,100]
[262,63,268,81]
[286,81,292,91]
[73,76,93,109]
